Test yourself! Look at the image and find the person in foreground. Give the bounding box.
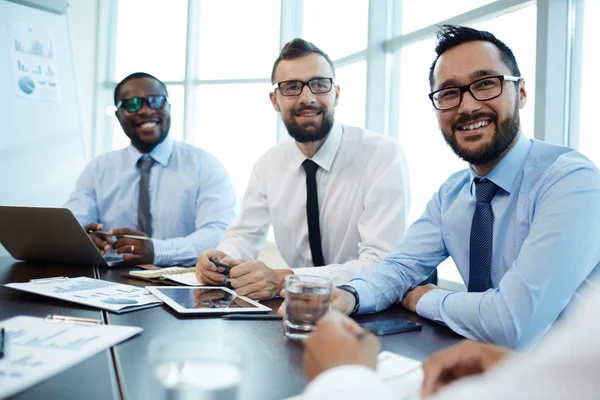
[65,72,235,266]
[326,25,600,348]
[302,275,600,399]
[196,39,410,299]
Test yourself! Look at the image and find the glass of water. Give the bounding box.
[149,338,242,400]
[284,275,332,340]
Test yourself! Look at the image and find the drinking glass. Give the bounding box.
[149,338,242,400]
[284,275,332,340]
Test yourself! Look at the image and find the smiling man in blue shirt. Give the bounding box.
[330,25,600,348]
[65,72,235,266]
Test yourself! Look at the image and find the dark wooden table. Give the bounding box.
[98,267,464,400]
[0,258,119,400]
[0,256,464,400]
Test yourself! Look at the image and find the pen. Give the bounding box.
[46,315,102,325]
[209,259,232,273]
[87,230,151,241]
[222,314,281,320]
[0,327,5,359]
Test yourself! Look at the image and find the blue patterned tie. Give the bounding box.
[468,178,499,292]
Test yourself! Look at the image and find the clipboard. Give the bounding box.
[0,315,142,399]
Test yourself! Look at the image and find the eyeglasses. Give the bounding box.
[116,95,168,113]
[428,75,521,111]
[272,77,335,96]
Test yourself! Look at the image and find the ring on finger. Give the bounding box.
[131,245,135,253]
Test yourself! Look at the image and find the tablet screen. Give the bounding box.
[153,287,259,309]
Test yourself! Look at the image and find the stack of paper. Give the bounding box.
[128,267,202,286]
[5,277,162,313]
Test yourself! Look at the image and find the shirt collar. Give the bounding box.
[469,132,532,195]
[294,123,343,172]
[126,136,174,167]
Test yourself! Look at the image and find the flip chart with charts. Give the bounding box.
[5,276,162,313]
[0,315,142,399]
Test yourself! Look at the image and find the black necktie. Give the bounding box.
[137,157,155,237]
[302,159,325,267]
[468,178,500,292]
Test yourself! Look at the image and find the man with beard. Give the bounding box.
[195,39,410,300]
[65,72,235,266]
[317,25,600,348]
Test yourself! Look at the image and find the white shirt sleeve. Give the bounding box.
[305,365,394,400]
[217,165,271,261]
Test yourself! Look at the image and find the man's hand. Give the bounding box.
[421,340,512,398]
[110,228,154,264]
[401,283,437,313]
[196,249,236,285]
[230,260,293,300]
[303,310,380,382]
[84,223,112,254]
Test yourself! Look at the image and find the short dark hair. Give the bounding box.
[428,25,521,89]
[271,38,335,83]
[113,72,168,105]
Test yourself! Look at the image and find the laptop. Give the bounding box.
[0,206,125,267]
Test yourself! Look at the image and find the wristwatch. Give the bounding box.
[337,284,360,315]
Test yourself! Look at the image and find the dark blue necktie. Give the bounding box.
[302,159,325,267]
[137,157,155,237]
[468,178,499,292]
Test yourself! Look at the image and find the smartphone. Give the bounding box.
[209,259,232,277]
[359,319,422,336]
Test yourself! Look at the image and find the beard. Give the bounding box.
[283,105,335,143]
[442,103,520,165]
[128,121,170,153]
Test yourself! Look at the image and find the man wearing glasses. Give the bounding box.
[319,25,600,349]
[65,72,235,266]
[196,39,410,300]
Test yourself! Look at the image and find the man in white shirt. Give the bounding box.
[301,275,600,399]
[196,39,410,300]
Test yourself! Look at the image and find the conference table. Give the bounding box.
[0,257,464,400]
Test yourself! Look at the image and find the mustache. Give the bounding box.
[452,112,497,132]
[293,105,323,115]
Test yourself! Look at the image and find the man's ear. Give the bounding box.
[269,92,281,112]
[518,78,527,109]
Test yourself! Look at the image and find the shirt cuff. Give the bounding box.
[151,239,172,266]
[348,279,378,315]
[415,288,452,322]
[304,365,392,400]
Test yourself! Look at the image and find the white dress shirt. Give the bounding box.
[217,124,410,284]
[305,274,600,399]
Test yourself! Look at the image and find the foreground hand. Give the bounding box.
[277,286,357,318]
[304,310,380,382]
[401,284,437,313]
[110,228,154,264]
[421,340,512,398]
[84,223,112,254]
[230,261,293,300]
[196,249,236,285]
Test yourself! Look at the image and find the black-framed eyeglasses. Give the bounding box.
[428,75,521,111]
[272,77,335,96]
[116,95,169,113]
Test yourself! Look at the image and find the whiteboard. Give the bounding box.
[0,0,87,254]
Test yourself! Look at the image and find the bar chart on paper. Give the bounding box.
[0,316,142,399]
[5,277,162,313]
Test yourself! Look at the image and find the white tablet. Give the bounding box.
[146,286,271,314]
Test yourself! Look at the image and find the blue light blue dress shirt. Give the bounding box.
[64,137,236,266]
[350,133,600,348]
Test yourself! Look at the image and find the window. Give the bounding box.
[194,83,276,199]
[576,0,600,167]
[396,5,537,283]
[400,0,496,34]
[335,61,367,128]
[197,0,280,80]
[115,0,187,81]
[302,0,368,60]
